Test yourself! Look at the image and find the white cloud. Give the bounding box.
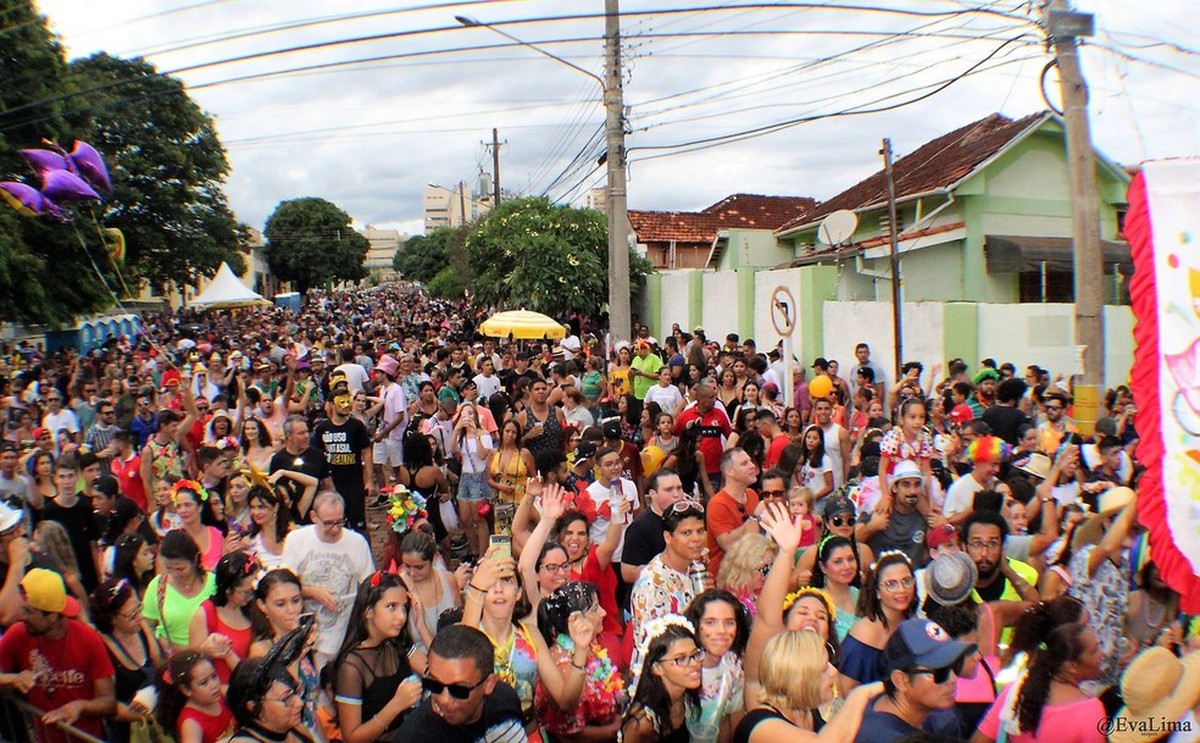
[33,0,1200,231]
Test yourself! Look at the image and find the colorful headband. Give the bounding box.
[781,586,837,621]
[817,534,837,556]
[171,479,210,505]
[369,570,383,588]
[869,549,912,572]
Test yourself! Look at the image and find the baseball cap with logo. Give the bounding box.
[21,568,80,617]
[882,618,975,674]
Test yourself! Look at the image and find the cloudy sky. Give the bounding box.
[32,0,1200,236]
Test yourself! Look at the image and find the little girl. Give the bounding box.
[787,486,819,548]
[877,397,934,511]
[149,477,182,537]
[157,651,234,743]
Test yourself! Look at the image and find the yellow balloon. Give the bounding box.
[808,375,833,399]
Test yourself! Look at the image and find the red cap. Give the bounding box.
[926,522,958,550]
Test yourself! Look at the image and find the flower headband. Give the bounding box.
[384,484,428,536]
[171,479,210,506]
[636,614,695,661]
[782,586,837,621]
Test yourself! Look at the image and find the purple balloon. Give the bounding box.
[69,141,111,193]
[18,148,71,177]
[0,182,63,219]
[41,169,100,203]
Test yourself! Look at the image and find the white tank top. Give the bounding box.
[822,422,845,488]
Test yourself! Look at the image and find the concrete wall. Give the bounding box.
[701,271,741,341]
[820,300,1133,389]
[658,270,694,336]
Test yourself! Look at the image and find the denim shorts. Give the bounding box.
[458,470,489,502]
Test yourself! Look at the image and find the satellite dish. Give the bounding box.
[817,209,858,246]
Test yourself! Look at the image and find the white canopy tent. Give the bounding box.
[189,262,270,309]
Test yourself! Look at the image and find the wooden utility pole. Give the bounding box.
[881,138,903,380]
[1046,0,1103,434]
[605,0,631,344]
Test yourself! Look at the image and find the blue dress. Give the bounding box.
[838,632,885,684]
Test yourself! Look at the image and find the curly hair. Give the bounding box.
[715,533,776,596]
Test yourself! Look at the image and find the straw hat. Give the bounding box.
[1111,647,1200,743]
[1015,452,1052,480]
[927,551,978,607]
[1072,486,1135,549]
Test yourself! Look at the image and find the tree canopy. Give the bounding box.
[70,53,248,293]
[264,197,369,294]
[393,226,455,284]
[464,197,650,317]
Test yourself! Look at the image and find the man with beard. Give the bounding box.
[963,509,1039,611]
[312,379,376,532]
[0,569,115,742]
[967,368,999,418]
[856,460,928,565]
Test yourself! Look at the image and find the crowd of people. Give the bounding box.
[0,282,1194,743]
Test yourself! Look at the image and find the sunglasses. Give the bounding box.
[829,515,856,527]
[422,675,487,700]
[760,489,786,498]
[756,564,772,577]
[670,500,705,515]
[909,665,955,684]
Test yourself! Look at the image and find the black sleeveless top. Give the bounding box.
[347,643,414,732]
[733,705,825,743]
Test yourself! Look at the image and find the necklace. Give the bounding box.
[35,627,70,698]
[482,623,516,686]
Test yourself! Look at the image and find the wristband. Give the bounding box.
[468,583,488,594]
[570,657,588,671]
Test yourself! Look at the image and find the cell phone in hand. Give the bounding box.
[489,534,512,560]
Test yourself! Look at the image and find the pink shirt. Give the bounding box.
[979,684,1106,743]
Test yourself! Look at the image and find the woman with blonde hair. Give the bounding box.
[33,520,89,602]
[735,631,882,742]
[716,533,777,619]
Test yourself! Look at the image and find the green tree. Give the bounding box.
[264,197,369,294]
[69,53,248,292]
[394,228,446,283]
[0,0,113,325]
[464,197,650,317]
[426,266,465,299]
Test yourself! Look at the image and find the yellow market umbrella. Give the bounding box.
[479,310,567,340]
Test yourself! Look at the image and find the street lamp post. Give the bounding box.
[456,4,632,345]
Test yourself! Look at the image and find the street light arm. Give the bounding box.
[455,15,606,90]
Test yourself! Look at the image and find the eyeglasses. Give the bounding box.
[881,576,915,592]
[967,540,1002,552]
[316,517,347,529]
[661,649,706,667]
[422,675,487,700]
[540,562,570,574]
[909,666,955,684]
[829,515,856,528]
[264,687,302,706]
[670,500,705,515]
[122,603,143,622]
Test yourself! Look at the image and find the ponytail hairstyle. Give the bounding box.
[156,650,215,734]
[810,535,859,589]
[213,550,256,611]
[1015,618,1094,734]
[1007,595,1085,660]
[157,529,206,581]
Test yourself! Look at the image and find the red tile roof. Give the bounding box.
[777,111,1051,234]
[630,193,816,244]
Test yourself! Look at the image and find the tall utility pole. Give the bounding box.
[605,0,631,345]
[491,128,502,206]
[881,138,903,380]
[1046,0,1103,434]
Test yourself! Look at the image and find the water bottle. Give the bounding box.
[688,560,709,595]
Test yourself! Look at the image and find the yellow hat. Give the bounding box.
[20,568,79,617]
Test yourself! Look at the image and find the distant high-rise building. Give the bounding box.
[424,183,493,231]
[585,187,607,213]
[362,226,405,271]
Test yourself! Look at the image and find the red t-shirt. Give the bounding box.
[111,452,147,511]
[674,405,732,475]
[764,433,791,471]
[178,702,235,743]
[0,619,115,743]
[706,488,759,577]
